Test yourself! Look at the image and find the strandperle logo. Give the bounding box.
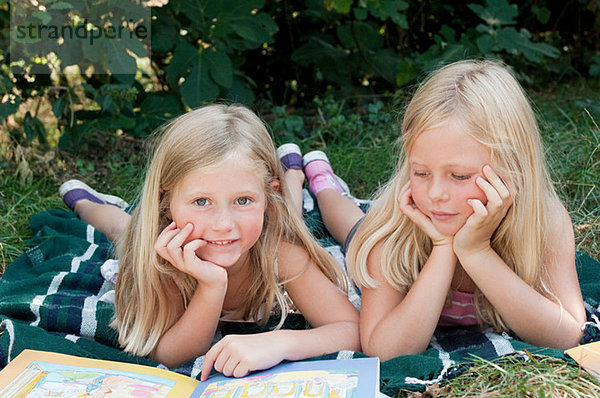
[10,0,151,75]
[14,18,148,46]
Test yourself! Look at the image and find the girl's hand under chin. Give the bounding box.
[453,165,512,258]
[398,183,453,247]
[154,221,228,287]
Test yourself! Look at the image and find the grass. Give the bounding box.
[401,353,600,397]
[1,81,600,395]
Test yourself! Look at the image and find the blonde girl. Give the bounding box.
[59,104,359,379]
[304,60,585,361]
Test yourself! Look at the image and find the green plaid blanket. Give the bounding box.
[1,202,600,396]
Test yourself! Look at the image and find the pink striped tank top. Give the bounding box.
[438,290,479,326]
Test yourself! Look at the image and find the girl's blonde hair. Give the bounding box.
[112,104,347,356]
[347,59,560,331]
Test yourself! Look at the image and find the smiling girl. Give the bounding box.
[296,60,585,361]
[59,104,359,378]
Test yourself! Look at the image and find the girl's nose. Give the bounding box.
[210,207,234,231]
[428,178,449,202]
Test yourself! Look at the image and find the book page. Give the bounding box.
[191,357,379,397]
[0,349,198,397]
[565,341,600,379]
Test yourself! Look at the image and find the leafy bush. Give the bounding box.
[0,0,598,159]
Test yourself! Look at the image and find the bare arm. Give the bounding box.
[151,222,229,367]
[360,242,457,361]
[458,201,585,349]
[200,241,360,380]
[358,182,460,360]
[151,281,226,367]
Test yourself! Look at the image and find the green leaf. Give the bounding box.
[206,48,233,88]
[208,1,278,48]
[32,11,51,25]
[292,37,344,66]
[284,115,304,133]
[105,40,137,75]
[116,114,136,130]
[476,34,495,54]
[52,95,66,118]
[166,40,198,88]
[336,24,355,49]
[223,74,255,105]
[81,34,106,64]
[180,52,219,108]
[370,0,409,28]
[150,8,178,53]
[497,27,559,62]
[532,5,551,25]
[118,26,148,58]
[100,95,114,113]
[352,21,383,50]
[0,75,13,95]
[49,1,74,10]
[232,21,272,45]
[468,0,518,27]
[439,25,457,43]
[368,49,414,85]
[55,39,84,66]
[353,7,367,20]
[134,94,182,136]
[23,112,47,144]
[330,0,353,14]
[0,97,21,119]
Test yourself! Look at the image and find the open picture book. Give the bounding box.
[0,349,379,397]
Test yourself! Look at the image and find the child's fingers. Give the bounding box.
[154,222,180,260]
[468,199,488,218]
[220,356,242,377]
[483,165,511,200]
[232,362,250,378]
[165,223,193,258]
[213,349,232,376]
[475,176,504,211]
[183,239,206,265]
[166,223,193,248]
[200,343,222,381]
[397,182,412,206]
[476,167,512,217]
[154,221,178,243]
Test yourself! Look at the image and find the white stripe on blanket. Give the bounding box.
[71,224,97,273]
[405,335,455,386]
[30,271,67,327]
[485,331,515,356]
[80,296,98,338]
[0,319,15,362]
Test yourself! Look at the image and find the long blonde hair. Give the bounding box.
[347,59,560,331]
[112,104,347,356]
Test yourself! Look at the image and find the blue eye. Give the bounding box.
[236,197,251,205]
[194,198,208,206]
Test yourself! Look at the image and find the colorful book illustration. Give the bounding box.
[191,357,380,397]
[0,349,379,397]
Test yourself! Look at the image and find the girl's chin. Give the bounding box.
[197,252,243,269]
[432,222,465,237]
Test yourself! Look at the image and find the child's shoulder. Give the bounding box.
[276,240,311,279]
[544,197,575,260]
[547,198,573,233]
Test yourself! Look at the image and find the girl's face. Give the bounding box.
[168,155,268,270]
[408,119,491,236]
